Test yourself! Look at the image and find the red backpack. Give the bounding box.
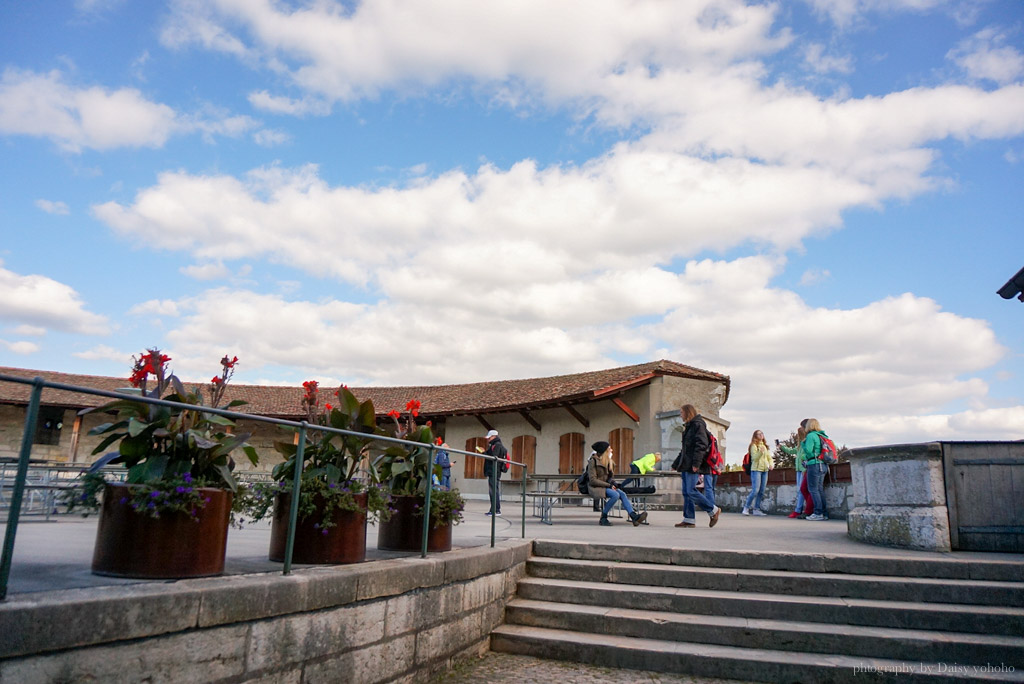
[742,451,751,475]
[818,435,838,464]
[705,430,724,475]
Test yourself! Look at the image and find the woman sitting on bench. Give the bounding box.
[586,441,648,527]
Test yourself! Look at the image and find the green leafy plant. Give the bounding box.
[65,349,258,517]
[376,399,464,526]
[240,381,390,528]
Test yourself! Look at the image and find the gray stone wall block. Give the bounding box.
[414,610,483,666]
[460,571,508,613]
[441,545,512,582]
[196,573,309,627]
[240,671,303,684]
[355,556,445,601]
[303,634,416,684]
[847,505,951,552]
[247,600,386,672]
[0,624,248,684]
[300,566,360,611]
[861,458,945,506]
[0,583,202,659]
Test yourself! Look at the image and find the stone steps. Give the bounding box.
[491,541,1024,682]
[526,556,1024,606]
[491,624,1024,683]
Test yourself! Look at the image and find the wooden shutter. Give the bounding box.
[609,427,634,473]
[559,432,585,474]
[464,437,487,479]
[509,435,536,480]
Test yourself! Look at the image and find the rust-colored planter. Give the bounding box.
[91,482,232,579]
[376,494,452,552]
[269,491,368,564]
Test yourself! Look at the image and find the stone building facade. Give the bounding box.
[0,360,731,500]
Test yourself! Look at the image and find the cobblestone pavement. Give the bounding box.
[432,652,753,684]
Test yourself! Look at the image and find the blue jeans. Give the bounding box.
[682,471,716,523]
[619,464,642,490]
[805,462,826,516]
[744,470,767,510]
[704,473,717,511]
[602,488,636,517]
[794,470,805,513]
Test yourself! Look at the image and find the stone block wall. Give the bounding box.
[0,541,531,684]
[845,443,951,552]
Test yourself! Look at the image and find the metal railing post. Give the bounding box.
[0,378,44,600]
[283,422,307,575]
[521,466,527,539]
[421,444,434,559]
[490,457,497,547]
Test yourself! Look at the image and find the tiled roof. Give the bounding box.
[0,359,729,417]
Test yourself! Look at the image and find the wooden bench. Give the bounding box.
[524,491,663,525]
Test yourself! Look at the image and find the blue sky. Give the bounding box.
[1,0,1022,455]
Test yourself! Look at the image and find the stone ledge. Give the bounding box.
[0,540,532,661]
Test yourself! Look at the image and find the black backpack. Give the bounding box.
[576,470,590,495]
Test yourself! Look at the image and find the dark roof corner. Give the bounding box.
[997,266,1024,302]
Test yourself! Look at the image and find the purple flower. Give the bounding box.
[176,486,186,494]
[119,497,128,505]
[150,491,161,498]
[328,483,336,489]
[321,529,328,536]
[183,473,193,483]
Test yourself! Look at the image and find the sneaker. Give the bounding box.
[787,512,800,518]
[806,514,824,521]
[752,509,767,517]
[674,521,696,528]
[485,512,493,517]
[741,508,751,516]
[496,512,502,516]
[709,506,721,528]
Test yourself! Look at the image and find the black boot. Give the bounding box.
[599,515,612,526]
[630,511,648,527]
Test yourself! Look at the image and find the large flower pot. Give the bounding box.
[91,482,232,579]
[268,491,368,564]
[376,494,452,552]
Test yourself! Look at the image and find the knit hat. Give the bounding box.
[591,441,610,456]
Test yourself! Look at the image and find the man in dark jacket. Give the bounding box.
[673,404,721,529]
[482,429,507,516]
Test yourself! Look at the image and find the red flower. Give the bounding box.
[387,409,401,419]
[405,399,421,417]
[325,403,333,411]
[221,355,239,369]
[303,380,318,391]
[210,376,223,385]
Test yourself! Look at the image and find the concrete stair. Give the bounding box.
[490,541,1024,682]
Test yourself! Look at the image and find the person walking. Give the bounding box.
[482,430,507,516]
[780,427,808,518]
[742,430,773,516]
[672,404,721,528]
[586,441,648,527]
[619,452,662,489]
[435,441,453,490]
[801,419,831,521]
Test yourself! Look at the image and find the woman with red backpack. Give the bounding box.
[801,418,832,521]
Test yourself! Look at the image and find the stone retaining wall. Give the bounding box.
[0,541,531,684]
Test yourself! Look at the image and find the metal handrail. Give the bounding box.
[0,373,526,600]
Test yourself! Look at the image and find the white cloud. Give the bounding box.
[803,0,947,28]
[72,345,130,362]
[0,68,259,152]
[803,43,853,74]
[799,268,831,286]
[247,91,331,116]
[948,27,1024,86]
[35,199,70,215]
[128,299,181,316]
[180,262,231,281]
[0,261,109,335]
[0,339,41,355]
[12,325,46,336]
[252,128,291,147]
